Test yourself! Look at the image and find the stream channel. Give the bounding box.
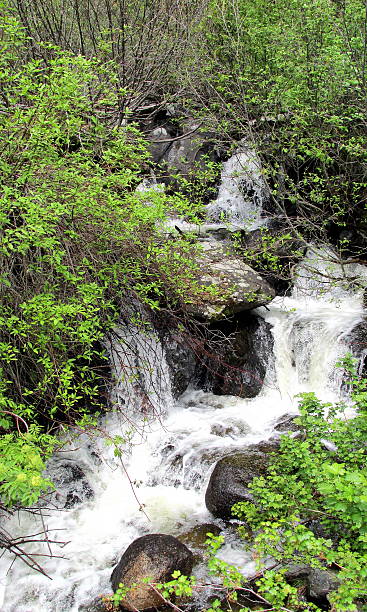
[0,147,366,611]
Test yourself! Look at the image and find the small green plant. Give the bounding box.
[109,582,131,609]
[156,570,197,599]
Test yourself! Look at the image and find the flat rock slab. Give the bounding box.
[188,240,275,321]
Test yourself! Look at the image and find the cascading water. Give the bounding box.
[163,141,268,236]
[206,142,268,230]
[106,305,173,419]
[1,244,365,612]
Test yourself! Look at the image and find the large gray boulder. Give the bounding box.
[205,442,277,519]
[110,534,194,611]
[188,240,275,321]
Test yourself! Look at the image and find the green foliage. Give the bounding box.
[109,582,131,609]
[196,0,367,253]
[233,226,304,281]
[169,156,222,206]
[0,3,207,509]
[0,426,57,506]
[156,570,196,599]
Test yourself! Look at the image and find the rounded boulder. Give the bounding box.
[205,443,276,520]
[110,533,194,611]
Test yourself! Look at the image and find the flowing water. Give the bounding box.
[206,143,268,229]
[164,140,268,235]
[1,149,366,611]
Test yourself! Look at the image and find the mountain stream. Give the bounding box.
[0,150,366,612]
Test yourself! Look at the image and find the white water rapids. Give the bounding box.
[0,146,366,611]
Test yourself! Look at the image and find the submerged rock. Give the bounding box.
[46,460,93,509]
[178,523,221,564]
[178,523,221,551]
[110,534,194,610]
[188,239,275,321]
[205,442,277,519]
[78,597,107,611]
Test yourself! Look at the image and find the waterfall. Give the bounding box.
[163,141,268,236]
[206,143,268,230]
[261,247,367,403]
[106,307,173,419]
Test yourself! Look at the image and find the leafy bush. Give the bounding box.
[0,4,206,508]
[194,0,367,255]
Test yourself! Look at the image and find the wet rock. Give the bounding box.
[163,334,197,398]
[210,420,250,438]
[283,564,341,606]
[164,222,235,241]
[198,312,274,398]
[46,461,93,509]
[111,534,194,611]
[284,564,311,582]
[345,320,367,376]
[78,597,107,611]
[178,524,221,563]
[205,441,277,520]
[273,413,300,432]
[188,239,275,321]
[307,568,340,604]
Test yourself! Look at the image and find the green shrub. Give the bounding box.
[0,4,205,508]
